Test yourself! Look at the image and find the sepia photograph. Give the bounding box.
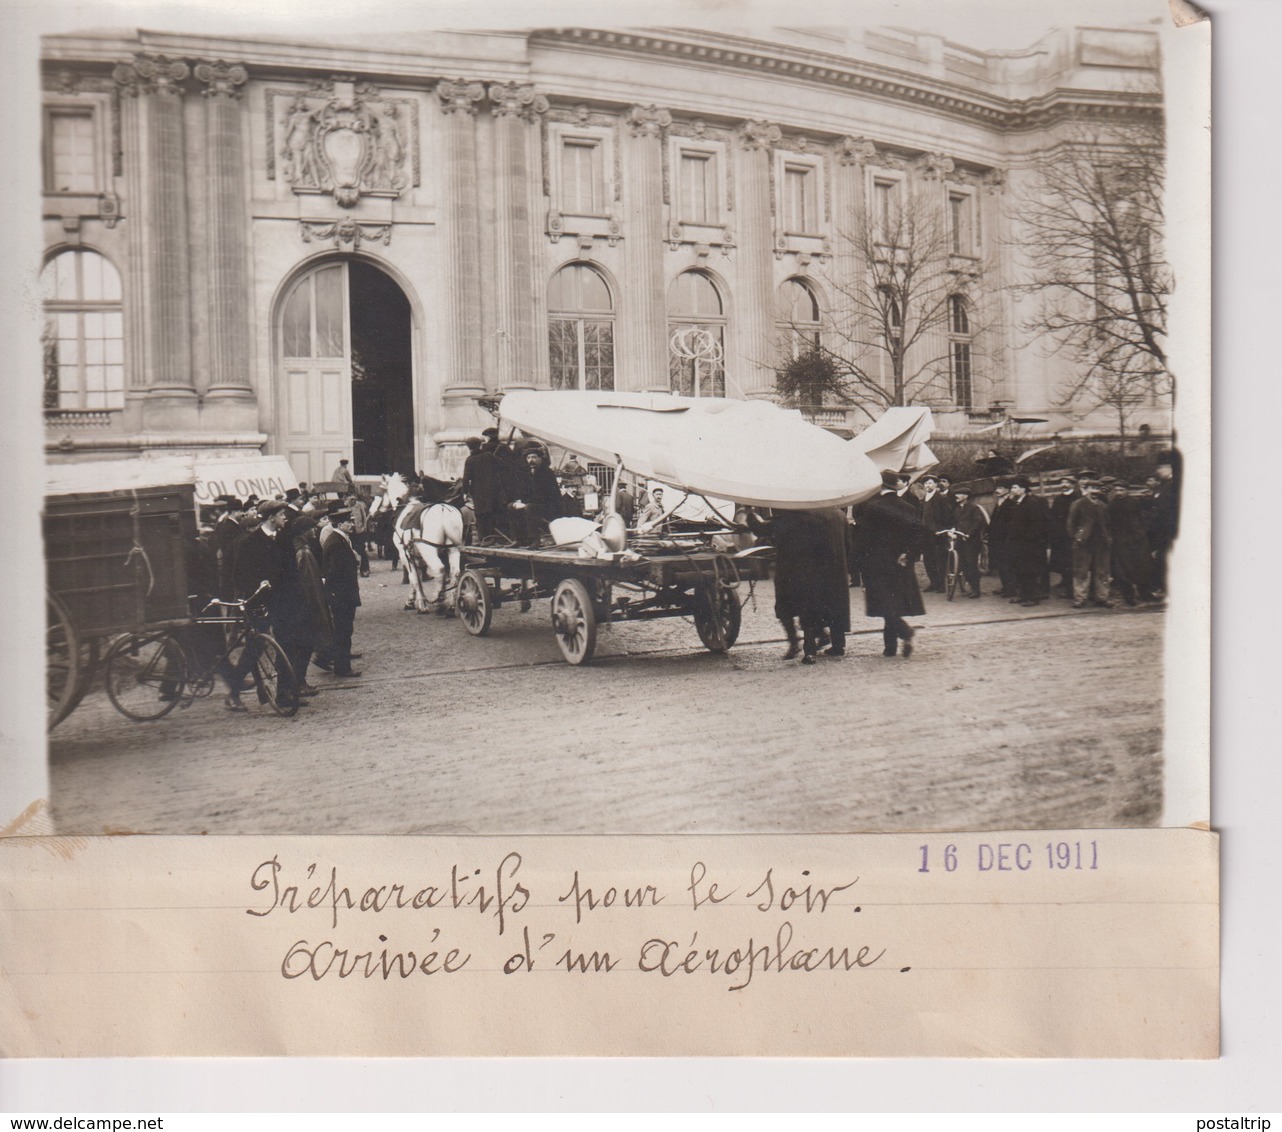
[14,0,1206,839]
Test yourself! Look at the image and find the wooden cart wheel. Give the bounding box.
[456,568,493,636]
[551,577,597,665]
[47,591,80,731]
[694,584,742,653]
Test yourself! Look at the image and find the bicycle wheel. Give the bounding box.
[945,547,960,601]
[105,632,187,721]
[247,632,299,717]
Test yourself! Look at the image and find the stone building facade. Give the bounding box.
[39,24,1168,481]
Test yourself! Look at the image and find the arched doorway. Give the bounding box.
[277,259,415,484]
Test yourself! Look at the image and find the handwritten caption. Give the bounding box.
[245,853,908,991]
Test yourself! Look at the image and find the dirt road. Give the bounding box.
[48,563,1164,835]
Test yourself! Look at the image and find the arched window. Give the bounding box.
[41,249,124,411]
[948,294,973,410]
[776,277,822,360]
[668,270,726,397]
[548,263,615,390]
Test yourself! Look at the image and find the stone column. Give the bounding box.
[623,105,671,392]
[488,82,548,393]
[734,120,781,398]
[436,80,486,405]
[193,60,255,422]
[113,54,197,428]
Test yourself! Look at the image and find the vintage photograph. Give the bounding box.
[23,0,1203,837]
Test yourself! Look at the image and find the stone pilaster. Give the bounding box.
[114,54,197,428]
[437,79,486,403]
[624,105,671,392]
[735,120,781,398]
[488,82,547,393]
[194,60,256,423]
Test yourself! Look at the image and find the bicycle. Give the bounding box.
[938,528,970,601]
[103,582,298,721]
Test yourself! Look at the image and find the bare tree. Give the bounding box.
[1014,117,1172,441]
[773,185,986,421]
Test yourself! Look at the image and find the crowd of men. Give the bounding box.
[750,451,1181,666]
[182,444,1181,700]
[189,475,368,711]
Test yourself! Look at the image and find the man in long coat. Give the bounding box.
[988,482,1016,597]
[1106,482,1156,605]
[952,485,989,598]
[319,508,363,677]
[1004,476,1051,607]
[462,432,505,542]
[1068,480,1112,608]
[918,472,955,593]
[1047,475,1079,598]
[853,470,926,658]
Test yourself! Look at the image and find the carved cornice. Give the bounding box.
[488,82,549,121]
[535,28,1163,131]
[194,60,248,100]
[113,54,189,98]
[626,104,671,138]
[436,79,485,116]
[738,120,781,151]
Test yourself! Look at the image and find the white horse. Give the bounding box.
[394,497,466,615]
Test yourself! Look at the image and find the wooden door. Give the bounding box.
[279,263,352,486]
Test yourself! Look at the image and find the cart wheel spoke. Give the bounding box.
[695,584,741,653]
[456,569,493,636]
[551,578,597,665]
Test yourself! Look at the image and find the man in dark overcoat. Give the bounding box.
[1047,475,1079,597]
[987,481,1015,597]
[1004,476,1051,607]
[319,508,363,677]
[1145,454,1181,594]
[1106,482,1156,605]
[853,470,926,658]
[509,444,564,546]
[1068,480,1112,607]
[462,432,505,542]
[952,485,988,598]
[918,472,955,592]
[227,500,289,710]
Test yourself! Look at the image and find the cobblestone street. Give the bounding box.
[48,559,1165,836]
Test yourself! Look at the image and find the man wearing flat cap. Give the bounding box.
[1067,480,1112,608]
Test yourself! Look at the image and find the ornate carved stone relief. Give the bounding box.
[436,79,485,116]
[835,136,877,166]
[626,104,672,138]
[917,151,956,180]
[267,79,419,208]
[300,217,392,249]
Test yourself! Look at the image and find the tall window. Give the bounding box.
[561,139,604,214]
[548,263,615,390]
[949,294,973,410]
[873,178,900,242]
[783,164,818,233]
[777,278,822,358]
[679,151,715,224]
[46,110,97,194]
[668,270,726,397]
[949,190,976,255]
[282,264,346,359]
[41,249,124,411]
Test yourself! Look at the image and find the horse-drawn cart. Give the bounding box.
[455,541,770,665]
[45,460,196,729]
